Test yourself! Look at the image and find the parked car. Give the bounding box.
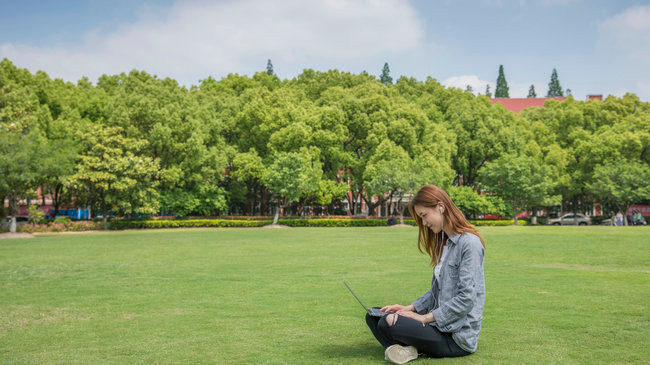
[547,213,592,225]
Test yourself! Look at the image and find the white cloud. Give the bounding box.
[442,75,554,98]
[510,80,547,98]
[636,81,650,100]
[598,5,650,62]
[538,0,577,6]
[596,5,650,100]
[442,75,494,95]
[0,0,424,85]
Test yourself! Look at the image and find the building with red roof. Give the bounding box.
[490,94,603,114]
[490,97,565,113]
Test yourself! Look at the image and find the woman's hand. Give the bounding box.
[395,310,427,325]
[380,304,414,313]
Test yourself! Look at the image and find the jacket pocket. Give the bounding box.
[447,261,460,278]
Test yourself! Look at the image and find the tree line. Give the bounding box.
[480,64,567,98]
[1,58,649,232]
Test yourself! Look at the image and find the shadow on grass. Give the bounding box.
[315,341,382,359]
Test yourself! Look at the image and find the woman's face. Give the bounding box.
[414,204,443,233]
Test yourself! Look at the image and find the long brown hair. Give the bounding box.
[408,184,486,267]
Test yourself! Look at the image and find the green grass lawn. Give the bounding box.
[1,226,649,364]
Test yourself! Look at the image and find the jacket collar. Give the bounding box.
[446,231,461,245]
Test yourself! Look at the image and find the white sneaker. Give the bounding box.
[384,344,418,364]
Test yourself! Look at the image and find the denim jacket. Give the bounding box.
[410,231,486,353]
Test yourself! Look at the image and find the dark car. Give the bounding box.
[3,216,29,228]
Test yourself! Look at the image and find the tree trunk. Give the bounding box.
[9,194,17,233]
[273,205,279,225]
[250,183,256,216]
[396,194,404,224]
[101,197,108,230]
[352,190,361,216]
[363,194,388,217]
[512,197,518,226]
[50,184,63,222]
[366,190,395,217]
[400,196,407,225]
[345,189,355,216]
[259,185,265,216]
[273,199,290,225]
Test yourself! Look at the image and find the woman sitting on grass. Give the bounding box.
[365,184,486,364]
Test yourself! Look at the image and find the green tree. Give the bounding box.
[0,126,49,232]
[446,96,522,188]
[39,135,78,221]
[380,62,392,85]
[485,84,492,98]
[363,140,411,218]
[479,153,555,225]
[262,147,323,224]
[527,84,537,98]
[307,180,349,208]
[590,161,650,226]
[68,125,161,227]
[495,65,509,97]
[230,148,266,215]
[266,59,274,76]
[447,186,503,219]
[0,78,52,232]
[546,68,564,97]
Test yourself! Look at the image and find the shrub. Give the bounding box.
[28,205,45,225]
[53,216,71,224]
[19,220,103,233]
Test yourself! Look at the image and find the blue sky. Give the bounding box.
[1,0,649,100]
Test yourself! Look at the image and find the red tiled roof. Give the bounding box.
[490,97,566,113]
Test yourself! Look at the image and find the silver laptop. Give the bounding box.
[342,279,393,317]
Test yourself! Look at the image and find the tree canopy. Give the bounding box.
[1,57,648,231]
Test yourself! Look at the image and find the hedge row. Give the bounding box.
[469,219,527,226]
[108,219,271,230]
[3,217,528,233]
[108,217,526,230]
[278,218,399,227]
[109,218,395,229]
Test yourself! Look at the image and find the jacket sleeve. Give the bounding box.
[432,238,484,332]
[411,289,433,314]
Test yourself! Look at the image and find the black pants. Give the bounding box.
[365,308,472,358]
